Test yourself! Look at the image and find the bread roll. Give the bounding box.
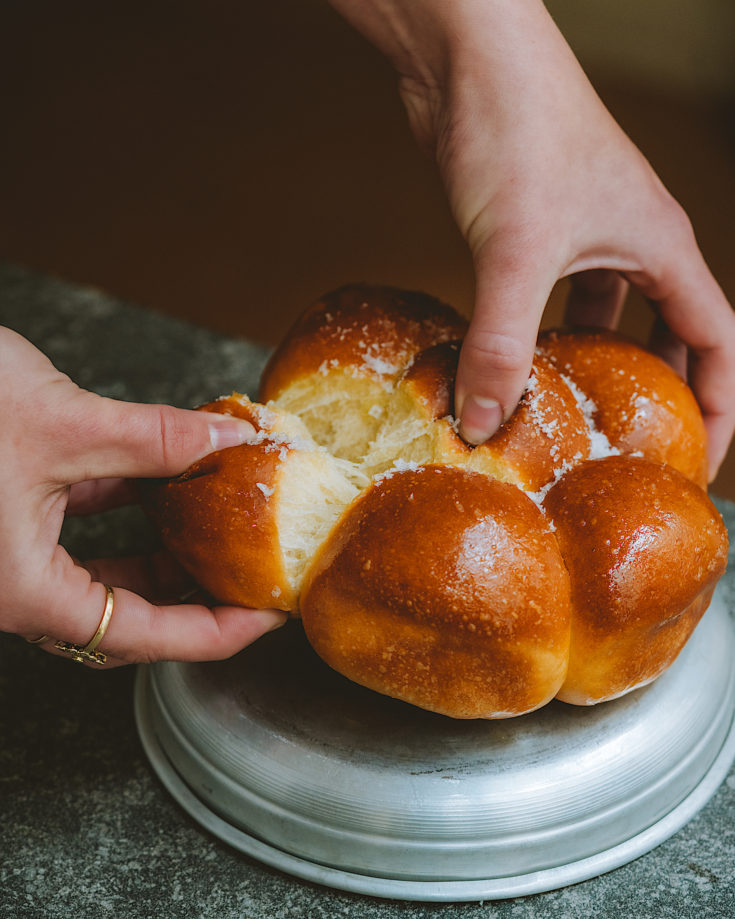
[260,284,468,462]
[142,396,363,611]
[537,328,707,487]
[301,465,571,719]
[544,455,728,704]
[141,284,728,719]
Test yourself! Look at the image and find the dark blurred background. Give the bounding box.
[1,0,734,493]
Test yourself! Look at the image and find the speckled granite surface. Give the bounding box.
[1,263,734,919]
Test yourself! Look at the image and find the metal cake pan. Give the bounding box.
[134,587,735,901]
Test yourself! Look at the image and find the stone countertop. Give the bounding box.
[1,263,734,919]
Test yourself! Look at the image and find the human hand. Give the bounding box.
[329,0,735,480]
[1,327,286,667]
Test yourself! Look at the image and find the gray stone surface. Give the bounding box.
[1,263,734,918]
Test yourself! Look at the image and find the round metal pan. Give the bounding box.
[134,588,735,901]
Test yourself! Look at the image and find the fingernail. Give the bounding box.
[459,394,503,445]
[256,609,289,633]
[208,418,256,451]
[267,611,289,632]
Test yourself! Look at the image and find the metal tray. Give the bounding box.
[134,588,735,902]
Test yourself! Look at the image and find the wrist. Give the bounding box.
[327,0,577,156]
[327,0,551,85]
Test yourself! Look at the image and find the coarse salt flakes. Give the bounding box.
[372,458,423,484]
[361,350,400,376]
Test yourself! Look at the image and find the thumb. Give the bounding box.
[455,242,556,444]
[51,390,256,483]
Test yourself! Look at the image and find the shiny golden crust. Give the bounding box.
[301,466,572,719]
[259,283,468,402]
[398,339,461,418]
[538,328,707,487]
[544,456,728,704]
[142,441,297,611]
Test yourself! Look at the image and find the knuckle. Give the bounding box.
[663,198,695,245]
[645,184,696,250]
[461,331,531,377]
[155,405,208,472]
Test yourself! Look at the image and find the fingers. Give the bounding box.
[625,224,735,480]
[1,329,282,666]
[564,269,628,329]
[66,478,140,515]
[80,552,198,605]
[455,238,557,444]
[31,560,287,668]
[657,287,735,481]
[647,315,687,379]
[50,395,256,485]
[1,326,257,486]
[455,223,735,481]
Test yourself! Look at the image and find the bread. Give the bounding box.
[537,328,708,487]
[544,455,725,705]
[141,395,365,611]
[142,283,728,719]
[300,465,572,719]
[260,284,468,461]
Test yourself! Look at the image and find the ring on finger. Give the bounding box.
[54,585,115,666]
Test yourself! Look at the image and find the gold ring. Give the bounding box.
[25,634,50,644]
[55,585,115,665]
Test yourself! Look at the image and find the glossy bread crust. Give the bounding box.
[544,455,728,704]
[538,328,708,487]
[301,466,572,718]
[142,440,296,610]
[259,283,469,401]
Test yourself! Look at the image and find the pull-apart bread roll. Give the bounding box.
[537,328,708,487]
[544,456,726,705]
[260,284,468,461]
[142,395,366,611]
[142,283,728,719]
[300,465,571,719]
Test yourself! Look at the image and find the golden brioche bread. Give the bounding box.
[544,455,727,704]
[142,283,728,719]
[301,465,572,719]
[362,340,592,490]
[142,393,364,611]
[537,328,708,487]
[260,284,468,462]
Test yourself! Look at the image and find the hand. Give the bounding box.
[329,0,735,480]
[1,327,286,667]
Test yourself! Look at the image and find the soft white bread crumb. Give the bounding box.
[270,372,394,463]
[276,447,363,591]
